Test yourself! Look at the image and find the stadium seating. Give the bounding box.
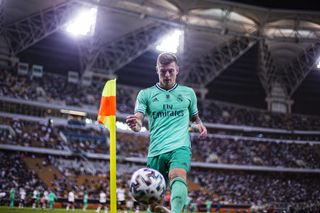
[1,68,320,130]
[0,151,46,200]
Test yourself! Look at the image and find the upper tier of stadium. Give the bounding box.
[1,68,320,131]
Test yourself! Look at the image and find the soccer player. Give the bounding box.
[48,190,56,210]
[96,190,108,213]
[36,189,41,208]
[66,190,76,211]
[126,52,207,213]
[40,195,46,210]
[205,198,212,213]
[44,190,49,209]
[9,187,16,208]
[117,183,127,213]
[18,188,26,208]
[32,188,39,209]
[0,192,6,207]
[83,191,88,211]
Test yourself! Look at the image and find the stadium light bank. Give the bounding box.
[65,7,97,36]
[156,29,183,53]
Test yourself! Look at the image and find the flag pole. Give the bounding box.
[109,115,117,213]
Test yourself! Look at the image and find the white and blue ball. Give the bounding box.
[129,168,166,205]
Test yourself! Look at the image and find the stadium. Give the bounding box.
[1,0,320,212]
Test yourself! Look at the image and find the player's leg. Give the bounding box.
[117,201,121,213]
[168,169,187,213]
[9,198,14,208]
[32,198,36,209]
[168,147,191,213]
[134,202,140,213]
[103,203,108,213]
[96,203,101,212]
[119,201,122,212]
[123,201,128,213]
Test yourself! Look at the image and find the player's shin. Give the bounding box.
[170,177,187,213]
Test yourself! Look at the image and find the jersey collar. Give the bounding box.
[156,83,178,92]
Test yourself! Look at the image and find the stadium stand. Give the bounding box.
[0,151,46,203]
[189,169,320,205]
[192,136,320,168]
[2,69,320,130]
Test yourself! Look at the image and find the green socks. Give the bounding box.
[170,177,188,213]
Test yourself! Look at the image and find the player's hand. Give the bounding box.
[197,123,207,139]
[126,115,142,132]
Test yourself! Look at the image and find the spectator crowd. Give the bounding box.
[1,69,320,130]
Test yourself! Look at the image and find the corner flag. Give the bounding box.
[98,79,116,128]
[98,79,117,213]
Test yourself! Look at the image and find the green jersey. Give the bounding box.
[10,188,15,199]
[135,83,198,157]
[206,200,212,209]
[83,194,88,203]
[48,192,56,202]
[36,191,40,201]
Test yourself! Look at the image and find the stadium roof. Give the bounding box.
[1,0,320,115]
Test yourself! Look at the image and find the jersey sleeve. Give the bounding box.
[134,90,147,115]
[189,89,198,117]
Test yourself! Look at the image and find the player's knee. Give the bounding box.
[169,168,186,182]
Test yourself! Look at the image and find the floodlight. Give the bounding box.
[65,7,97,36]
[156,29,183,53]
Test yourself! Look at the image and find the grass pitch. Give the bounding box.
[0,206,202,213]
[0,207,144,213]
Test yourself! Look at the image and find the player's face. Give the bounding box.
[156,62,179,89]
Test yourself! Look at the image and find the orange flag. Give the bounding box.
[98,79,116,129]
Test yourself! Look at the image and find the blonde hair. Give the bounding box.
[156,52,178,66]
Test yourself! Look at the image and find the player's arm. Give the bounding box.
[126,112,144,132]
[190,114,207,138]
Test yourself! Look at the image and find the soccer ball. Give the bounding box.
[129,168,166,205]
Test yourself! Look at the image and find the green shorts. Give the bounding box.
[147,146,192,185]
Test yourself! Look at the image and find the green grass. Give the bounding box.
[0,206,203,213]
[0,207,152,213]
[0,207,89,213]
[0,206,205,213]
